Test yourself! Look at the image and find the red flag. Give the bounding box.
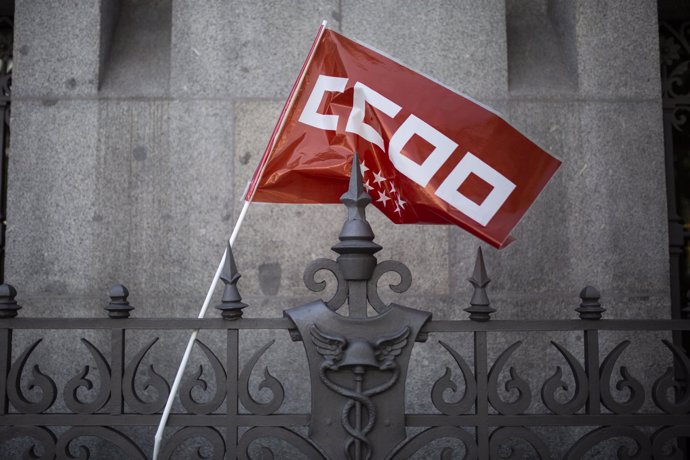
[246,25,561,248]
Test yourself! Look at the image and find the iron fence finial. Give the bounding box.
[576,286,605,320]
[332,153,381,281]
[0,283,20,318]
[216,242,248,320]
[105,284,134,318]
[465,247,495,321]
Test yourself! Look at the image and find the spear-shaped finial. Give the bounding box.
[215,243,248,320]
[332,153,381,281]
[339,152,373,228]
[464,247,495,321]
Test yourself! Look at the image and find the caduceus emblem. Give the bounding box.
[310,324,410,460]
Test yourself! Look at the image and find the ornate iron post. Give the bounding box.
[286,156,430,459]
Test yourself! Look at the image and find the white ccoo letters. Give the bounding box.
[345,82,402,152]
[435,152,516,226]
[388,115,458,187]
[298,75,348,130]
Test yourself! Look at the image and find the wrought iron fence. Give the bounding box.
[0,163,689,459]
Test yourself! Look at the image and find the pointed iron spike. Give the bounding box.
[332,152,381,282]
[465,247,494,321]
[340,152,371,210]
[469,247,490,288]
[220,242,240,284]
[349,152,364,197]
[216,242,247,320]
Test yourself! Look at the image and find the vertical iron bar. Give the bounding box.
[0,328,10,414]
[474,331,488,459]
[584,329,600,415]
[348,281,368,318]
[227,329,239,458]
[110,328,125,414]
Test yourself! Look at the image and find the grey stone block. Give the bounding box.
[90,99,234,317]
[569,100,668,305]
[506,0,577,95]
[5,99,235,318]
[5,100,102,315]
[13,0,102,97]
[575,0,661,99]
[170,0,337,98]
[99,0,172,97]
[341,0,508,100]
[99,0,122,85]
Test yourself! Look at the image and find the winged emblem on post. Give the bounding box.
[309,324,410,371]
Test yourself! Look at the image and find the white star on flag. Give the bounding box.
[358,158,405,215]
[376,190,391,206]
[373,170,386,185]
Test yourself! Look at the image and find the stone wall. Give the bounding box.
[7,0,667,322]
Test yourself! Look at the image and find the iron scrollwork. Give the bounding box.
[237,427,327,460]
[366,260,412,313]
[7,339,57,414]
[385,426,478,460]
[564,426,651,460]
[63,338,111,414]
[488,426,550,459]
[122,337,170,414]
[599,341,645,414]
[652,425,690,460]
[0,426,56,460]
[661,21,690,130]
[540,341,588,415]
[303,258,348,311]
[159,426,225,460]
[653,339,690,414]
[239,340,285,415]
[431,340,476,415]
[55,426,146,459]
[180,340,226,415]
[487,341,532,415]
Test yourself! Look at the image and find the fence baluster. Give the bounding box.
[475,331,489,459]
[579,287,603,415]
[227,329,239,457]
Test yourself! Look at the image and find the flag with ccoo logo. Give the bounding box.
[246,24,561,248]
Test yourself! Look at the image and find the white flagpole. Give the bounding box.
[152,196,251,460]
